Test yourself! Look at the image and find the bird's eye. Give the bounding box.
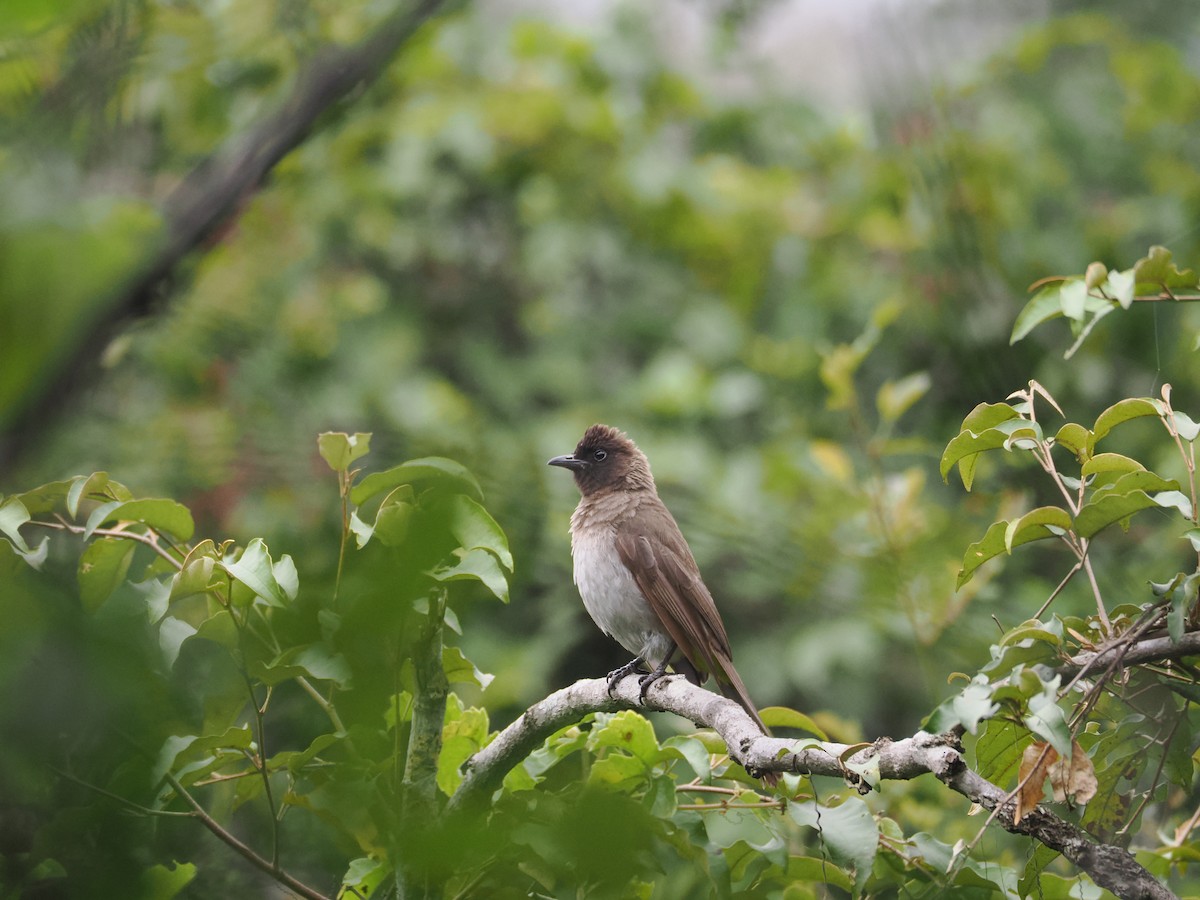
[593,449,607,461]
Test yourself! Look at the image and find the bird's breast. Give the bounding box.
[570,525,663,659]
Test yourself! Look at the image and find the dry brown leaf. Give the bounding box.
[1015,741,1057,825]
[1047,739,1097,805]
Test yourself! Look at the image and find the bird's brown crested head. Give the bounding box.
[547,424,655,496]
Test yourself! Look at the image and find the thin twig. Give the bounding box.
[30,518,184,569]
[162,771,333,900]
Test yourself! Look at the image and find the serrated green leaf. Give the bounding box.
[317,432,372,473]
[431,547,510,602]
[350,457,482,505]
[78,538,135,613]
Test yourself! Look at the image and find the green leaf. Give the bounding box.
[350,457,482,505]
[1059,279,1088,321]
[431,547,510,602]
[1081,452,1145,477]
[447,494,513,571]
[1052,422,1091,460]
[442,646,494,689]
[317,432,372,473]
[159,617,196,669]
[1074,491,1161,538]
[88,498,196,542]
[1107,268,1136,309]
[588,710,660,765]
[957,517,1063,589]
[940,403,1022,488]
[1012,284,1068,343]
[438,694,491,796]
[349,510,374,549]
[1024,681,1071,757]
[924,676,998,735]
[141,861,197,900]
[372,486,415,547]
[1173,411,1200,442]
[973,717,1033,786]
[0,496,32,552]
[759,706,828,739]
[171,544,218,602]
[791,798,878,892]
[273,554,299,601]
[662,735,712,780]
[254,643,352,688]
[1133,245,1198,290]
[78,538,135,613]
[220,539,289,607]
[1154,490,1194,520]
[876,371,931,424]
[1092,398,1162,444]
[342,857,384,889]
[1004,507,1071,554]
[66,472,111,518]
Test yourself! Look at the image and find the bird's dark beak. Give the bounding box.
[548,454,587,471]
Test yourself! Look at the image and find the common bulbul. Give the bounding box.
[549,424,770,735]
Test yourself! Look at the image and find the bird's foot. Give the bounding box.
[637,662,671,703]
[606,658,645,695]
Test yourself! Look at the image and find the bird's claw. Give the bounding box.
[606,658,644,695]
[637,666,670,702]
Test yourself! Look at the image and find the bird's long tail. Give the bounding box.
[714,655,770,736]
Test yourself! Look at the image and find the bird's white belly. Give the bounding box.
[571,528,671,666]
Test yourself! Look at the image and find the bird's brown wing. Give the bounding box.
[614,501,768,734]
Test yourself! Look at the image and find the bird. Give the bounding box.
[548,424,771,739]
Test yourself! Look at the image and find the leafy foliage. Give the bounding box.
[6,0,1200,897]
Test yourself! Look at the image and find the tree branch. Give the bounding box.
[451,675,1175,900]
[2,0,459,465]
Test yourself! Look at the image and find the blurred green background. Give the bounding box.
[3,0,1200,889]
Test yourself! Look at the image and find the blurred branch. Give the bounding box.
[2,0,460,466]
[449,676,1174,900]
